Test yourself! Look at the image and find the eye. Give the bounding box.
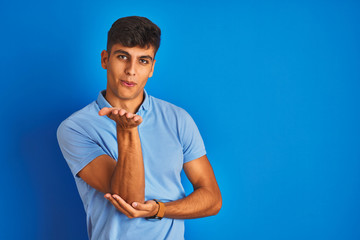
[139,59,149,64]
[117,55,128,60]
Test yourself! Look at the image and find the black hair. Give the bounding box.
[107,16,161,57]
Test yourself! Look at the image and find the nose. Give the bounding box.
[125,59,136,76]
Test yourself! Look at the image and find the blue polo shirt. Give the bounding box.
[57,90,206,240]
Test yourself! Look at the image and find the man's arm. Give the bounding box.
[77,107,145,204]
[106,155,222,219]
[163,155,222,218]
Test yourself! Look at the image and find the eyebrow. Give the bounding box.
[113,49,153,61]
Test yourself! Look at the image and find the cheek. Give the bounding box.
[107,69,116,80]
[147,68,153,78]
[108,65,122,77]
[144,67,154,78]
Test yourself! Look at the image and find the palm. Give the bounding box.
[99,107,143,129]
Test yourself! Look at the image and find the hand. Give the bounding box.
[104,193,159,219]
[99,107,142,129]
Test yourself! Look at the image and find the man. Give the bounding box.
[57,16,221,240]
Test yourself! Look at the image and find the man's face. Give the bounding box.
[101,43,156,104]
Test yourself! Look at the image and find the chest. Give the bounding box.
[138,113,184,176]
[94,113,184,176]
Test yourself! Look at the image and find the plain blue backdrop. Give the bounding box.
[1,0,359,239]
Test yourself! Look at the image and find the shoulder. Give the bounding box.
[150,95,191,119]
[149,95,199,140]
[57,101,100,138]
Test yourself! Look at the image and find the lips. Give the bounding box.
[120,80,136,87]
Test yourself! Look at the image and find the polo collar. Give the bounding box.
[96,89,150,112]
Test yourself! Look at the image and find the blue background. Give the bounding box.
[1,0,359,239]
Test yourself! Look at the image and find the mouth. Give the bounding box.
[120,80,136,87]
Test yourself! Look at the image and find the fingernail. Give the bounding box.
[132,202,138,207]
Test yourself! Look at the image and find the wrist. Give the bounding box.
[116,126,138,138]
[146,199,165,220]
[152,202,160,216]
[116,124,138,132]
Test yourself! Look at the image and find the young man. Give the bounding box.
[57,16,221,240]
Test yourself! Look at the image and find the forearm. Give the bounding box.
[110,126,145,204]
[164,186,222,219]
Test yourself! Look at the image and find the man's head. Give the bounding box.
[101,16,161,111]
[107,16,161,57]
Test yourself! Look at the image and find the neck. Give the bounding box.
[104,90,144,114]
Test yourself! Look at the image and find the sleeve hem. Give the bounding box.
[72,149,108,178]
[183,149,207,164]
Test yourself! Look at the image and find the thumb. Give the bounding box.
[132,201,152,211]
[99,107,110,116]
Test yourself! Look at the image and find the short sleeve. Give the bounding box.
[57,119,106,178]
[179,111,207,163]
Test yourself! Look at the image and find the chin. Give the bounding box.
[116,92,139,101]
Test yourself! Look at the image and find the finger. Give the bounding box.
[105,194,123,209]
[125,112,134,118]
[112,195,138,215]
[112,194,132,209]
[112,195,156,218]
[99,107,112,116]
[104,194,131,216]
[112,109,119,115]
[132,201,154,211]
[133,115,142,122]
[108,196,132,216]
[119,109,126,116]
[136,117,143,124]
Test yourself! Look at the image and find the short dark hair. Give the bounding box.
[107,16,161,57]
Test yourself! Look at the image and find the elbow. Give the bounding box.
[213,196,222,215]
[109,182,120,195]
[209,192,222,216]
[110,184,145,204]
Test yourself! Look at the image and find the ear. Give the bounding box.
[101,50,109,69]
[148,59,156,78]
